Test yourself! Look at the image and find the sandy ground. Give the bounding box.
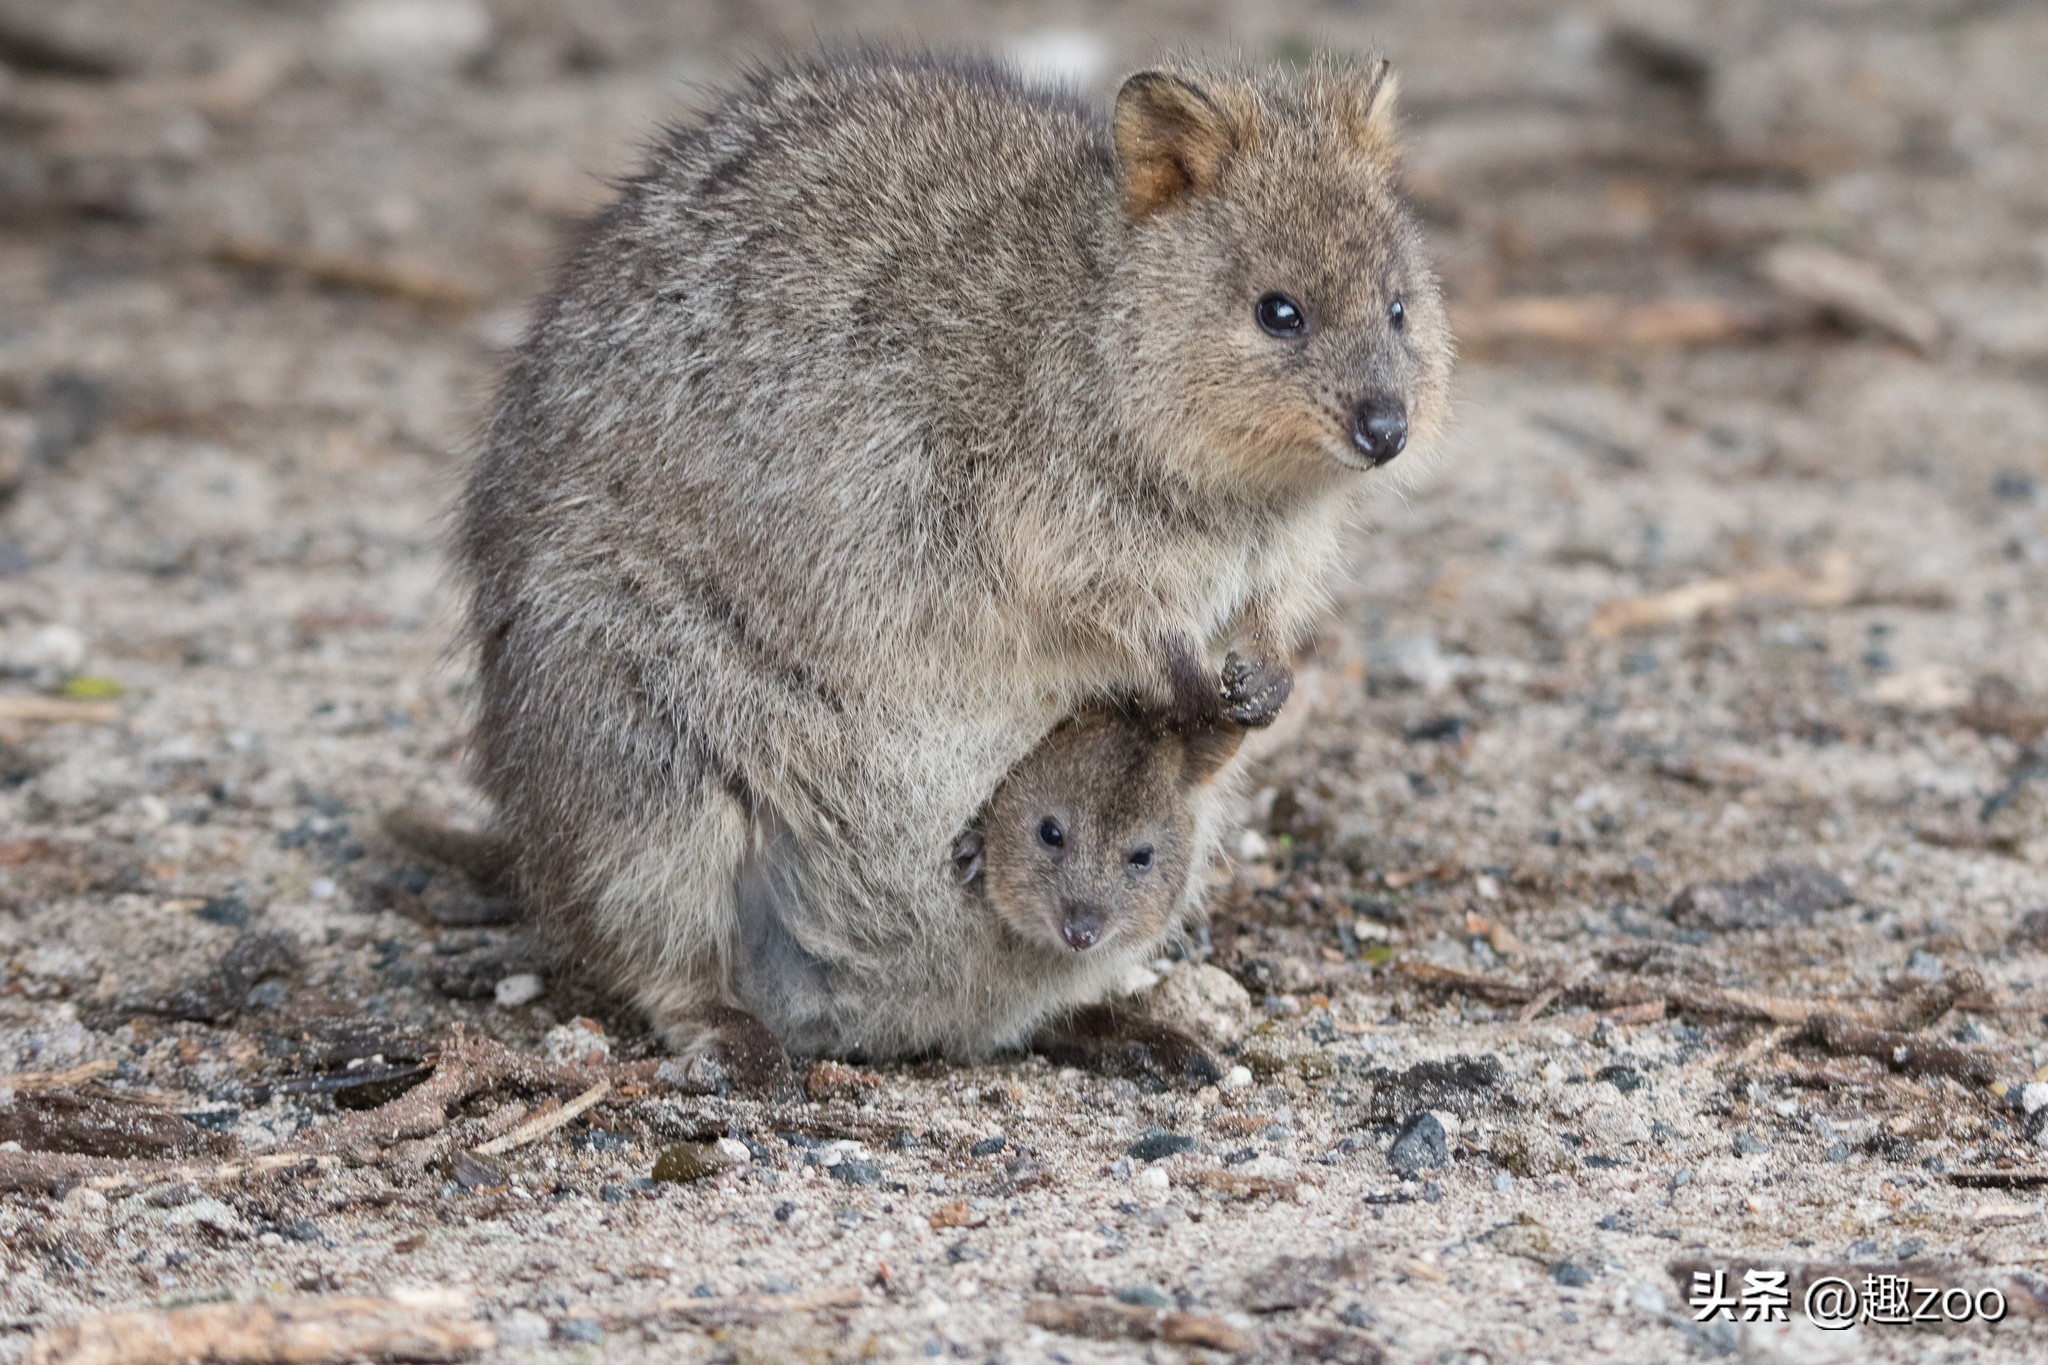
[4,1,2048,1361]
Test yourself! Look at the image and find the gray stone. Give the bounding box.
[1386,1112,1448,1177]
[1667,865,1853,931]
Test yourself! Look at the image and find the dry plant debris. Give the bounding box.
[27,1290,492,1365]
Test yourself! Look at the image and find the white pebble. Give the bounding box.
[1138,1166,1169,1190]
[494,973,543,1008]
[309,877,337,901]
[1219,1065,1253,1091]
[324,0,493,79]
[60,1186,109,1217]
[495,1310,549,1349]
[0,623,86,679]
[2020,1082,2048,1115]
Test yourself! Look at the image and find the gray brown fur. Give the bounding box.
[456,51,1452,1060]
[956,707,1245,959]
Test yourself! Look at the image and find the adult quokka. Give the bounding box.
[454,51,1453,1080]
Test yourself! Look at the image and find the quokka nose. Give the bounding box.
[1060,904,1104,951]
[1352,399,1408,467]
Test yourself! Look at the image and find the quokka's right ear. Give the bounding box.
[1114,72,1241,220]
[1344,57,1401,151]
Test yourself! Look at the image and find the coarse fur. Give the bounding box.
[457,50,1453,1060]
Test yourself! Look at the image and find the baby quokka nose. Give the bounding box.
[1352,398,1408,467]
[1060,902,1105,950]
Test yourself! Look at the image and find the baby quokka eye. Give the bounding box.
[1126,845,1154,872]
[1037,817,1064,849]
[1256,292,1307,338]
[1388,296,1405,331]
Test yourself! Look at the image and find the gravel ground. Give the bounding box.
[4,2,2048,1362]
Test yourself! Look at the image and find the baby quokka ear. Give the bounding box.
[1179,721,1247,789]
[952,829,985,884]
[1113,72,1242,220]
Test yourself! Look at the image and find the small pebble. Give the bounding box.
[1386,1112,1449,1178]
[1114,1286,1171,1308]
[828,1158,882,1187]
[1127,1130,1196,1162]
[493,973,542,1008]
[969,1136,1006,1157]
[652,1138,748,1184]
[554,1318,603,1344]
[496,1310,549,1348]
[1731,1132,1769,1157]
[1219,1064,1254,1091]
[1552,1261,1593,1287]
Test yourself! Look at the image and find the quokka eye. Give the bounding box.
[1388,296,1405,330]
[1126,845,1155,872]
[1037,818,1064,849]
[1256,292,1307,338]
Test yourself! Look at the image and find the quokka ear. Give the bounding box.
[1180,722,1247,788]
[952,829,986,885]
[1114,71,1241,220]
[1345,58,1401,150]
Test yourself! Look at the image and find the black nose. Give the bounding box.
[1352,399,1408,467]
[1060,904,1103,951]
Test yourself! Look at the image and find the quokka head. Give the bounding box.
[1105,56,1453,496]
[953,707,1243,957]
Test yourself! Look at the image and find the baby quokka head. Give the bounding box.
[955,709,1243,956]
[1107,56,1452,494]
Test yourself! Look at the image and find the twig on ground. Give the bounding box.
[2,1059,118,1091]
[1880,970,1983,1032]
[0,1028,649,1195]
[1760,242,1947,354]
[1453,295,1784,351]
[1182,1168,1304,1200]
[1024,1298,1250,1353]
[0,697,121,727]
[1947,1170,2048,1190]
[1397,957,1820,1026]
[637,1285,862,1330]
[473,1079,609,1157]
[1589,551,1854,638]
[1725,1025,1794,1070]
[207,236,482,310]
[27,1289,492,1365]
[0,1087,232,1160]
[1799,1014,2001,1083]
